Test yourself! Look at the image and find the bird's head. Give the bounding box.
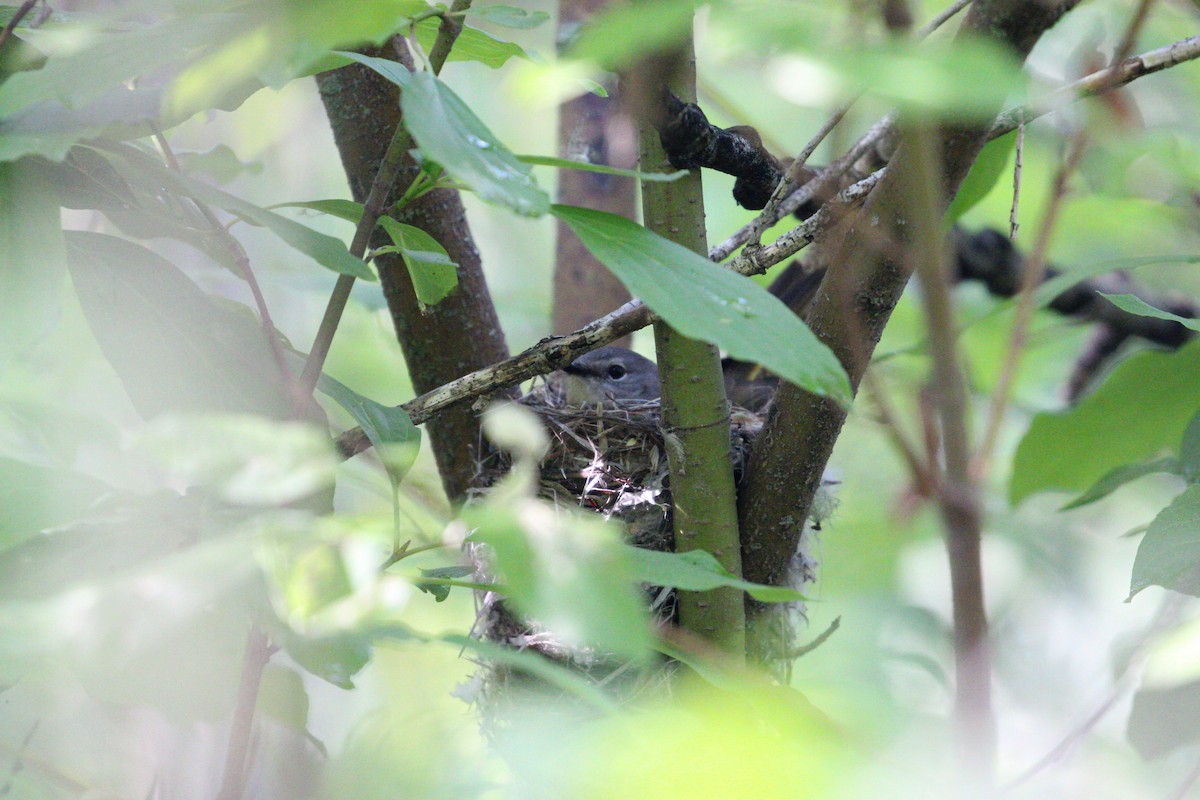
[560,346,660,405]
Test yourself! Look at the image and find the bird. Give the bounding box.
[559,344,780,412]
[560,345,661,405]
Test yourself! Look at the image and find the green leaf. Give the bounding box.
[64,232,294,420]
[466,5,549,29]
[271,198,365,225]
[1060,458,1183,511]
[400,72,549,216]
[332,50,413,90]
[416,565,474,601]
[1011,339,1200,504]
[413,18,528,68]
[1101,293,1200,333]
[0,159,67,359]
[568,0,697,68]
[0,458,111,547]
[176,144,264,184]
[377,217,459,307]
[518,154,687,182]
[551,205,852,405]
[311,369,420,489]
[1130,484,1200,599]
[1182,410,1200,482]
[1128,679,1200,760]
[465,502,653,660]
[624,548,805,603]
[95,142,376,280]
[946,132,1015,222]
[257,664,312,733]
[282,629,371,690]
[1033,256,1200,309]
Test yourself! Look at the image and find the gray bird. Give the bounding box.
[561,346,661,405]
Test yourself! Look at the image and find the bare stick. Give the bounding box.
[973,133,1087,480]
[0,0,37,53]
[215,627,271,800]
[1008,120,1024,238]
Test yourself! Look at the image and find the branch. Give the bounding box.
[640,42,746,656]
[0,0,37,53]
[332,30,1200,458]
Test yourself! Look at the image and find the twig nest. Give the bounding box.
[467,378,825,706]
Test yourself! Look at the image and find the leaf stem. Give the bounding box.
[215,626,271,800]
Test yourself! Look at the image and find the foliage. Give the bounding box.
[2,0,1200,798]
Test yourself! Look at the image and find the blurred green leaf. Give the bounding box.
[176,143,263,184]
[465,502,653,660]
[415,565,475,602]
[376,217,459,308]
[1101,293,1200,333]
[281,629,372,690]
[1060,458,1183,511]
[133,414,339,506]
[567,0,697,67]
[64,232,294,420]
[312,369,420,489]
[257,663,312,734]
[1011,339,1200,504]
[1129,678,1200,760]
[552,204,852,405]
[401,72,549,216]
[466,5,549,29]
[946,133,1015,222]
[0,458,111,548]
[1182,409,1200,482]
[1033,255,1200,308]
[1130,484,1200,599]
[518,153,687,182]
[0,158,66,359]
[332,50,412,90]
[95,142,376,280]
[624,548,805,603]
[413,17,529,68]
[271,198,365,224]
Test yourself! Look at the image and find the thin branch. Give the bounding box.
[915,0,973,38]
[905,122,993,783]
[1113,0,1157,64]
[150,128,306,416]
[0,0,37,53]
[300,2,473,395]
[1008,120,1024,238]
[215,627,271,800]
[333,34,1200,456]
[973,133,1086,480]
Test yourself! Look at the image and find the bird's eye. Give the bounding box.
[607,364,627,380]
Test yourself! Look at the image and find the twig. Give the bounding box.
[300,1,473,395]
[915,0,973,38]
[150,129,307,416]
[972,133,1087,480]
[215,627,271,800]
[906,122,994,784]
[0,0,37,53]
[1114,0,1157,65]
[1008,119,1024,238]
[863,369,937,496]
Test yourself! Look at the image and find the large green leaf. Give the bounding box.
[312,368,420,489]
[551,205,852,405]
[64,232,294,420]
[1130,484,1200,599]
[624,547,805,603]
[95,142,376,280]
[464,6,549,29]
[401,72,549,216]
[1128,679,1200,760]
[1011,339,1200,504]
[0,159,66,359]
[377,217,459,308]
[518,153,687,182]
[465,502,653,661]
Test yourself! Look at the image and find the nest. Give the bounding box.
[465,378,823,713]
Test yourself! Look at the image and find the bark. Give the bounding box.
[316,40,510,502]
[640,43,746,656]
[552,0,636,340]
[737,0,1079,591]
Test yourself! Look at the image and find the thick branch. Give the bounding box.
[640,43,746,656]
[737,0,1079,589]
[316,34,509,501]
